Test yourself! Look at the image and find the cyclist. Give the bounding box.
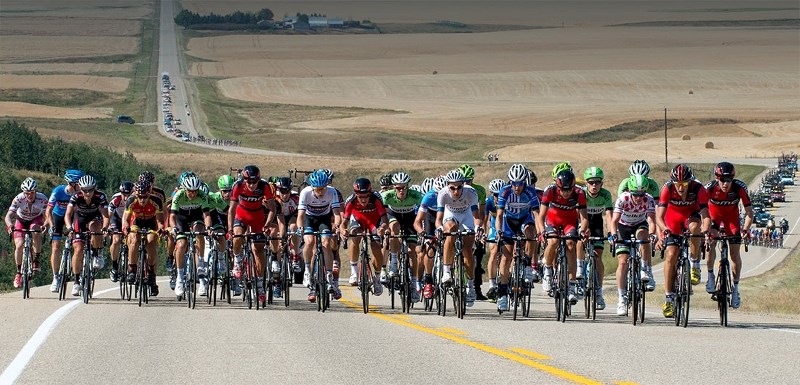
[171,175,213,298]
[655,163,711,318]
[275,176,301,279]
[64,175,110,296]
[483,178,506,302]
[108,181,133,282]
[617,160,660,197]
[494,164,541,312]
[460,164,488,300]
[297,170,342,302]
[139,171,171,288]
[379,174,393,193]
[381,172,423,302]
[44,169,82,292]
[578,167,614,309]
[414,176,446,301]
[122,181,164,296]
[5,178,48,288]
[341,178,389,296]
[779,218,789,234]
[704,162,753,309]
[537,169,589,305]
[228,165,277,303]
[608,175,657,316]
[206,175,234,292]
[435,169,483,307]
[319,169,344,281]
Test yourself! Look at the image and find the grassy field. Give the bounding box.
[376,22,549,34]
[0,89,114,107]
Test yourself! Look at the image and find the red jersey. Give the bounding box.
[541,185,587,226]
[343,193,387,230]
[231,179,275,216]
[704,179,751,221]
[124,196,162,227]
[657,180,709,215]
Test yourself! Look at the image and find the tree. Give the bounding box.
[257,8,274,21]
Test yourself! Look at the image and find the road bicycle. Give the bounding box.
[205,228,231,306]
[581,236,607,321]
[12,228,43,299]
[343,231,379,314]
[544,230,582,323]
[497,233,534,320]
[612,236,652,325]
[710,231,747,327]
[77,231,106,304]
[663,232,706,327]
[131,228,158,307]
[306,231,331,312]
[57,234,73,301]
[386,230,416,313]
[176,230,205,309]
[440,229,474,319]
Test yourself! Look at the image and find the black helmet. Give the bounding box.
[555,170,576,189]
[119,181,134,194]
[379,174,392,187]
[714,162,735,178]
[353,177,372,193]
[276,177,293,190]
[241,165,260,181]
[138,171,155,184]
[671,163,693,182]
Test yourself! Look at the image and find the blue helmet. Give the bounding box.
[64,169,84,183]
[308,170,329,187]
[178,171,196,184]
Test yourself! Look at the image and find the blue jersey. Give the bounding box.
[497,185,540,220]
[485,196,498,241]
[48,184,73,217]
[420,190,438,218]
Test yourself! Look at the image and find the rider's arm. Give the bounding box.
[495,207,505,234]
[121,208,132,232]
[263,198,276,230]
[4,208,14,230]
[742,206,754,233]
[227,199,238,231]
[609,211,621,236]
[413,210,426,234]
[577,208,589,235]
[646,212,657,235]
[332,206,342,230]
[435,211,444,230]
[64,203,74,230]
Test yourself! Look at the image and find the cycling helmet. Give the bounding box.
[134,181,151,195]
[445,169,466,183]
[139,171,155,184]
[555,170,576,189]
[551,162,572,179]
[410,184,423,193]
[353,177,372,193]
[507,164,528,183]
[241,165,260,182]
[527,168,538,185]
[64,169,84,183]
[626,175,647,193]
[199,182,210,195]
[267,176,278,184]
[432,176,446,192]
[459,164,475,181]
[671,163,693,182]
[391,171,411,185]
[217,175,235,190]
[20,177,37,192]
[489,178,506,194]
[308,170,329,187]
[181,175,202,191]
[714,161,735,178]
[78,175,96,189]
[320,168,335,180]
[583,167,604,181]
[379,173,392,187]
[628,160,651,177]
[276,176,293,190]
[420,177,434,194]
[178,171,196,184]
[119,181,134,195]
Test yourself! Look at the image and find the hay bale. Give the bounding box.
[689,90,694,94]
[681,134,691,140]
[705,141,714,149]
[432,70,438,75]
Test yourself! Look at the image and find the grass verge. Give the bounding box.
[537,118,742,143]
[0,89,116,107]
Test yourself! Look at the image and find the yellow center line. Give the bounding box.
[337,290,609,385]
[437,327,468,335]
[509,347,552,360]
[615,382,642,385]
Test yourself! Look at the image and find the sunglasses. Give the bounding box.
[137,194,150,199]
[278,188,290,193]
[511,181,526,187]
[313,187,326,192]
[221,189,232,193]
[187,189,198,193]
[559,187,573,192]
[718,177,734,183]
[394,185,407,191]
[449,185,463,191]
[356,191,371,197]
[674,181,689,188]
[81,189,95,194]
[246,179,259,184]
[586,180,602,185]
[631,191,645,197]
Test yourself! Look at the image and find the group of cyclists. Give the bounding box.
[6,157,786,320]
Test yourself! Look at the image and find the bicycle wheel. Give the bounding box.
[454,254,466,319]
[717,261,729,327]
[138,255,148,307]
[674,265,683,327]
[401,255,412,313]
[584,258,593,319]
[554,264,564,321]
[188,252,197,309]
[282,249,291,307]
[58,249,70,301]
[639,279,646,324]
[558,253,570,323]
[631,263,640,326]
[21,248,30,299]
[82,251,91,304]
[511,257,521,319]
[680,258,691,328]
[221,250,232,304]
[360,256,369,314]
[244,256,253,309]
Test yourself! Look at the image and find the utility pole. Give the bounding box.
[664,107,669,167]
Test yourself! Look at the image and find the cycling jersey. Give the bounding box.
[614,192,656,226]
[419,190,439,235]
[125,197,162,229]
[48,184,74,217]
[298,186,340,216]
[8,192,48,221]
[68,191,109,220]
[485,196,498,241]
[617,177,660,198]
[470,183,487,206]
[705,179,750,236]
[437,185,479,229]
[109,192,127,220]
[382,189,421,218]
[207,191,230,227]
[497,185,540,220]
[170,189,211,220]
[541,184,587,234]
[276,192,299,220]
[231,179,275,214]
[584,188,614,218]
[343,193,387,232]
[658,180,709,235]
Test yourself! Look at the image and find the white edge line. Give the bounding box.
[0,285,126,384]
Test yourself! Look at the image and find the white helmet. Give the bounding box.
[78,175,96,189]
[181,175,202,191]
[410,184,423,193]
[445,169,466,183]
[507,164,528,183]
[20,177,37,192]
[488,178,506,194]
[420,177,434,194]
[391,171,411,185]
[629,160,651,177]
[432,176,446,192]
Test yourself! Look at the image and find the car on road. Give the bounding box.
[771,190,785,202]
[754,211,773,227]
[116,115,135,124]
[780,176,794,185]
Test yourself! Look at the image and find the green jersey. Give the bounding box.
[583,187,614,217]
[381,189,423,216]
[470,183,487,206]
[207,191,229,213]
[170,189,211,218]
[617,177,660,198]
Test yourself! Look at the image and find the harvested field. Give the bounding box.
[0,75,130,93]
[0,0,153,19]
[0,36,139,63]
[0,63,132,74]
[0,17,141,36]
[0,102,111,119]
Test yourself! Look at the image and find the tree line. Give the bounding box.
[174,8,274,28]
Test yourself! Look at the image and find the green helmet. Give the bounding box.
[627,175,647,193]
[583,166,604,181]
[459,164,475,180]
[551,161,572,179]
[217,175,235,190]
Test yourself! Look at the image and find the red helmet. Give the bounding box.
[353,178,372,193]
[671,164,693,182]
[714,162,735,178]
[241,165,260,182]
[555,170,576,189]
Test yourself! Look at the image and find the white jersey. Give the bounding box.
[298,186,340,216]
[613,192,655,226]
[437,185,478,228]
[8,192,49,221]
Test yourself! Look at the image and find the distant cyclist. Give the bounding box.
[5,178,48,288]
[44,169,83,292]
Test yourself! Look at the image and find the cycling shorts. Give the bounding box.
[544,220,578,239]
[13,216,44,239]
[710,218,742,244]
[303,213,333,236]
[614,221,649,255]
[72,215,102,244]
[442,211,474,231]
[50,214,66,241]
[663,209,701,235]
